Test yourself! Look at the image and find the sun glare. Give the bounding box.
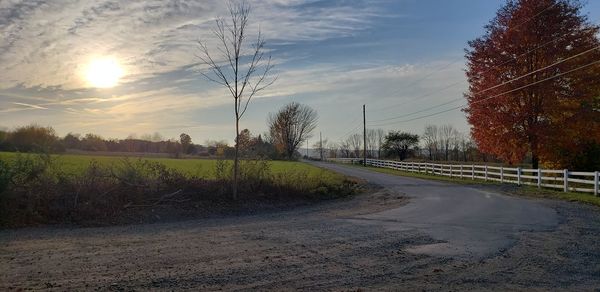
[85,57,124,88]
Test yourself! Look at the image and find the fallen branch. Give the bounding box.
[123,189,184,208]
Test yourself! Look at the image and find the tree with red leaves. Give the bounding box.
[465,0,600,169]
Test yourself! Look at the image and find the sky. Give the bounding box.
[1,0,599,145]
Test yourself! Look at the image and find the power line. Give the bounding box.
[329,114,363,143]
[368,58,600,127]
[368,43,600,124]
[368,1,560,114]
[368,25,599,119]
[335,3,587,141]
[334,123,362,142]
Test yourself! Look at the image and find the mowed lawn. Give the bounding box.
[0,152,343,182]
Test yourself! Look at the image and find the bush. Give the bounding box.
[238,159,271,193]
[4,124,63,153]
[0,156,357,227]
[0,160,10,195]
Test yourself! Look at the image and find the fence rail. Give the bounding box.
[329,158,600,196]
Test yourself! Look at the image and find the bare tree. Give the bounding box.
[197,0,276,199]
[151,132,163,142]
[140,133,153,142]
[451,132,463,161]
[366,129,378,158]
[328,142,339,158]
[422,125,438,161]
[338,140,351,158]
[375,128,385,158]
[440,124,458,161]
[268,102,318,159]
[312,138,328,160]
[347,133,362,158]
[457,133,469,162]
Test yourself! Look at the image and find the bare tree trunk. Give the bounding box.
[197,1,276,201]
[531,137,539,169]
[233,116,239,200]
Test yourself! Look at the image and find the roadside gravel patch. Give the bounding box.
[1,176,600,290]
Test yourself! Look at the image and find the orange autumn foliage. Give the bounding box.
[465,0,600,169]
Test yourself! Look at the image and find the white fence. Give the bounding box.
[329,158,600,196]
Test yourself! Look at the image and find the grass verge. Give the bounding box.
[0,152,331,179]
[339,162,600,207]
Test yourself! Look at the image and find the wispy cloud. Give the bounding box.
[0,0,488,142]
[0,0,383,89]
[12,102,48,109]
[0,101,48,113]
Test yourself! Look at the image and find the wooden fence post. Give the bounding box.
[484,165,488,182]
[472,165,475,180]
[450,165,453,178]
[595,171,599,197]
[500,167,504,183]
[537,169,542,189]
[563,169,569,192]
[460,165,463,179]
[517,167,522,186]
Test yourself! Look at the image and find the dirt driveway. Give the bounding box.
[1,163,600,291]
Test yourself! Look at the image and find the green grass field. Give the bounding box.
[0,152,344,183]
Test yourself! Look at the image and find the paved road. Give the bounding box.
[311,161,559,258]
[4,162,599,290]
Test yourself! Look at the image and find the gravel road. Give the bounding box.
[1,162,600,291]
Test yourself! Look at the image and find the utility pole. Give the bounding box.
[320,132,323,161]
[306,140,309,158]
[363,104,367,166]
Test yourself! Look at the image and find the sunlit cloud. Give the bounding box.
[4,0,595,142]
[0,0,383,89]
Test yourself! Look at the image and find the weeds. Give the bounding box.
[0,160,10,194]
[0,155,357,227]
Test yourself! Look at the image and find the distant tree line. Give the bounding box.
[0,102,319,161]
[0,125,199,157]
[328,124,496,163]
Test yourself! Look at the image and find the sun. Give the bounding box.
[85,57,124,88]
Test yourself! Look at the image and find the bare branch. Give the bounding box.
[194,0,276,199]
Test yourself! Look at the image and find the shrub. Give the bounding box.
[238,159,271,193]
[214,159,231,180]
[0,156,357,227]
[0,160,10,195]
[4,124,62,153]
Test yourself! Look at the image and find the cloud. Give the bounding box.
[0,0,475,142]
[0,0,383,89]
[0,55,468,139]
[12,102,48,109]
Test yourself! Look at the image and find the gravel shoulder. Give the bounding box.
[1,164,600,291]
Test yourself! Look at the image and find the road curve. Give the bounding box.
[311,161,559,258]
